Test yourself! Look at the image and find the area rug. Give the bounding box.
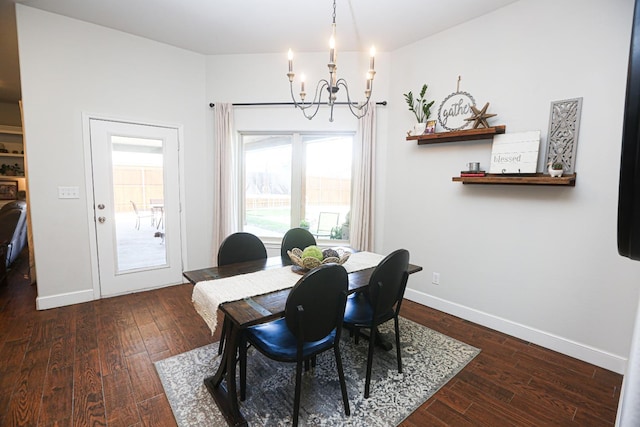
[155,317,479,426]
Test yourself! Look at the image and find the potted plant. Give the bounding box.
[548,161,564,178]
[340,211,350,240]
[330,225,342,240]
[299,219,310,230]
[0,163,23,176]
[403,84,435,135]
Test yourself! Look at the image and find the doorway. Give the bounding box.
[87,117,184,297]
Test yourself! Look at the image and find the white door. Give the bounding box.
[89,118,183,296]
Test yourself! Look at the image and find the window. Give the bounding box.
[241,132,352,241]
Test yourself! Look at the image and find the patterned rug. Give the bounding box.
[155,317,479,426]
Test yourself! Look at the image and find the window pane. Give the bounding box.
[243,135,292,237]
[111,136,167,272]
[304,135,352,240]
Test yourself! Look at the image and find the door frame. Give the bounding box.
[82,113,188,299]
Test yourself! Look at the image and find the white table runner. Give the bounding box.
[192,251,385,334]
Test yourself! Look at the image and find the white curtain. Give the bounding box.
[350,102,376,251]
[212,103,236,265]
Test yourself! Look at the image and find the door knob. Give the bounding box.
[97,204,105,210]
[98,217,106,223]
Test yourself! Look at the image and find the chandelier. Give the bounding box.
[286,0,376,122]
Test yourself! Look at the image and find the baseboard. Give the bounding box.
[36,289,95,310]
[35,279,186,310]
[405,288,627,374]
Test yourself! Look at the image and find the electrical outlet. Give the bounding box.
[432,272,440,285]
[58,186,80,199]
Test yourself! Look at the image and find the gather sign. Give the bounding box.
[437,91,476,131]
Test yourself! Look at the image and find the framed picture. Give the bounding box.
[544,97,582,174]
[0,181,18,200]
[425,120,437,134]
[489,131,541,174]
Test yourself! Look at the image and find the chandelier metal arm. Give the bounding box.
[335,79,372,119]
[289,79,330,120]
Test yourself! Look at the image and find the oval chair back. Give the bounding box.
[281,227,317,265]
[215,232,267,356]
[368,249,410,317]
[285,263,348,342]
[217,232,267,266]
[239,263,351,425]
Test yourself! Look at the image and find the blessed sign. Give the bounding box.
[489,131,541,174]
[437,91,475,131]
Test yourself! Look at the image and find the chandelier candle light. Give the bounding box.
[287,0,376,122]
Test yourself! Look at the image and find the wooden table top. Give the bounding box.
[184,257,423,329]
[183,257,285,284]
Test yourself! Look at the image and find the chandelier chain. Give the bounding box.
[332,0,336,24]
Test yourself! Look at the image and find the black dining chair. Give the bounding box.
[239,264,351,426]
[281,227,317,265]
[217,232,267,267]
[216,232,267,354]
[343,248,410,398]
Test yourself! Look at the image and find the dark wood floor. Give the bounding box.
[0,254,623,426]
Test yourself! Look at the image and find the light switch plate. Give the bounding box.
[58,186,80,199]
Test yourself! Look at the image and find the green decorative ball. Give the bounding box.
[301,245,323,261]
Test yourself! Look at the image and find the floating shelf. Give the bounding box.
[452,173,577,186]
[407,125,506,145]
[0,125,23,135]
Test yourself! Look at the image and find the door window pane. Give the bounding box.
[111,136,167,272]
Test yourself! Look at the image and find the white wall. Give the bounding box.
[386,0,639,373]
[16,6,211,307]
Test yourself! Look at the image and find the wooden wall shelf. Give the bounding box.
[407,125,506,145]
[452,173,577,186]
[0,125,23,135]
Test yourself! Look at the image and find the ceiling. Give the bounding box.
[0,0,519,103]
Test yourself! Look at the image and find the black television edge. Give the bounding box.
[618,0,640,260]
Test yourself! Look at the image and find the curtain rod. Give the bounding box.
[208,101,387,108]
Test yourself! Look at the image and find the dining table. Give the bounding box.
[184,252,423,427]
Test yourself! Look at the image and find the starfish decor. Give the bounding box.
[465,102,497,129]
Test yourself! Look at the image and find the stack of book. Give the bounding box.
[460,170,486,177]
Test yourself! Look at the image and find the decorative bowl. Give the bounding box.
[287,247,351,273]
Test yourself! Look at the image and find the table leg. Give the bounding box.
[203,319,248,426]
[348,326,393,351]
[373,327,393,351]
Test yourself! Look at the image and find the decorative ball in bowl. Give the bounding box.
[287,246,351,273]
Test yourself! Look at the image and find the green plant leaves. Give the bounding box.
[404,84,433,123]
